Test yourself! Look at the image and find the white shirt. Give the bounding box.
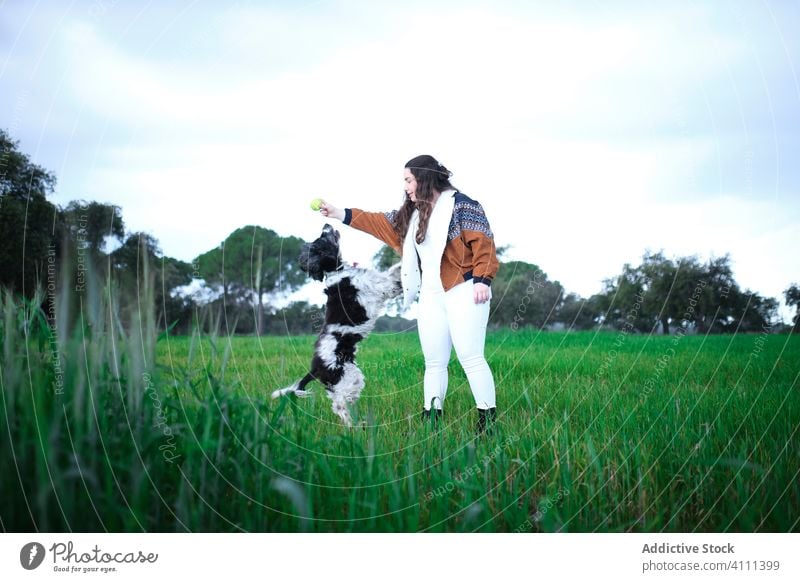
[414,190,455,292]
[400,189,456,308]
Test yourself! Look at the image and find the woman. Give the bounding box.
[320,155,500,435]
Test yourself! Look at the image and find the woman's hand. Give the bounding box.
[473,282,490,304]
[320,201,345,221]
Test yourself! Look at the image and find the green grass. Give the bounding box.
[2,285,799,532]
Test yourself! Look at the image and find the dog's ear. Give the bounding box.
[299,242,325,281]
[316,242,342,274]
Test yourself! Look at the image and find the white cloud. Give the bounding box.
[5,1,795,322]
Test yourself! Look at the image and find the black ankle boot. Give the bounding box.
[476,407,497,436]
[421,408,443,425]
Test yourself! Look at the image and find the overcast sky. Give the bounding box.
[2,0,798,321]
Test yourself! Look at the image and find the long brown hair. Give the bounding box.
[393,155,455,244]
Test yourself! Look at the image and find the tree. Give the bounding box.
[556,292,600,330]
[111,231,161,272]
[698,254,739,332]
[194,226,307,334]
[597,261,651,333]
[157,255,195,333]
[269,301,324,335]
[0,129,58,296]
[785,284,800,333]
[733,290,777,332]
[692,255,776,333]
[489,260,564,329]
[597,251,778,334]
[0,129,56,199]
[372,245,400,271]
[111,232,193,331]
[60,200,125,256]
[55,200,126,299]
[639,251,678,334]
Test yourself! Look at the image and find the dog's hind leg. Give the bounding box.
[328,363,365,426]
[328,392,353,426]
[271,372,315,399]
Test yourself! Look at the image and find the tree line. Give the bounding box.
[491,252,790,334]
[2,128,798,335]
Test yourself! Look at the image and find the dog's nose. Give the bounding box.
[322,224,340,239]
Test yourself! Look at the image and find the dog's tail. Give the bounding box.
[271,373,315,399]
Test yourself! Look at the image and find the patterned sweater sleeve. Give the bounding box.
[343,208,403,253]
[457,200,500,285]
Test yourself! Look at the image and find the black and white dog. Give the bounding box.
[271,224,402,425]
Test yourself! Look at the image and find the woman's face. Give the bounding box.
[404,168,418,202]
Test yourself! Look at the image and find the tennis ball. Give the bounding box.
[310,198,324,211]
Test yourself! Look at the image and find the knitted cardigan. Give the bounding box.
[343,191,499,292]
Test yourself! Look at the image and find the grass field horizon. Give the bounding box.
[160,329,800,532]
[3,285,798,532]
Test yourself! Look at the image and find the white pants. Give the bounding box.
[417,280,496,411]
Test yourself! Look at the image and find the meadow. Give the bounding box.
[1,287,798,532]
